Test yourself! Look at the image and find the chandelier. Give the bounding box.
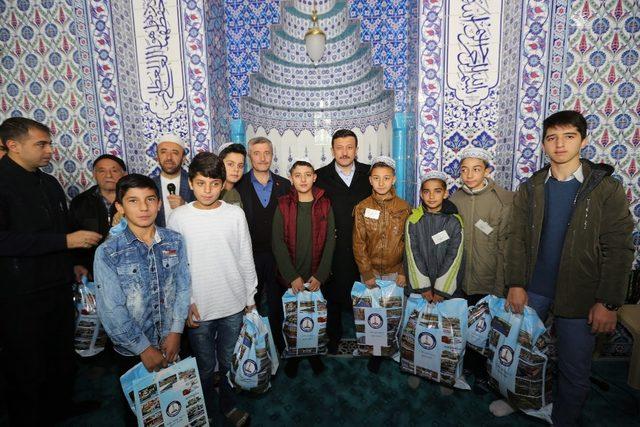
[304,1,326,63]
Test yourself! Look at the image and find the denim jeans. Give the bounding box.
[527,292,596,427]
[188,310,243,415]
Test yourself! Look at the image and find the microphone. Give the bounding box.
[167,183,176,195]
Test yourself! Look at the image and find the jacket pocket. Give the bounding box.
[116,263,142,289]
[116,263,145,318]
[162,256,180,269]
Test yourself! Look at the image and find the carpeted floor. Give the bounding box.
[2,311,639,426]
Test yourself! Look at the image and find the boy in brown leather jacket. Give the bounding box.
[352,156,411,373]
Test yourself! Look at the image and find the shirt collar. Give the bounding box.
[334,161,354,177]
[123,225,162,245]
[250,169,272,185]
[462,178,489,195]
[3,155,40,180]
[545,164,584,183]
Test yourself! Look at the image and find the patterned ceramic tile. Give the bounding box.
[1,0,93,198]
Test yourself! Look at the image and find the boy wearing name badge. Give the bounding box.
[167,152,256,427]
[271,158,336,378]
[218,142,246,208]
[352,156,411,373]
[404,171,464,394]
[449,147,513,394]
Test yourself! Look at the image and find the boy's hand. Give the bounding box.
[505,287,528,314]
[588,303,617,334]
[245,304,256,313]
[308,276,321,291]
[290,277,305,294]
[421,290,444,303]
[140,346,167,372]
[364,278,377,288]
[161,333,181,363]
[396,274,406,287]
[187,303,201,328]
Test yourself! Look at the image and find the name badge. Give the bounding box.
[475,219,494,235]
[431,230,450,245]
[364,208,380,220]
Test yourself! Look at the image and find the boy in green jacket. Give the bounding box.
[492,110,634,425]
[450,147,513,393]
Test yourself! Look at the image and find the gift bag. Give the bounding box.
[483,296,553,422]
[351,280,404,358]
[228,310,279,393]
[73,276,107,357]
[399,295,470,389]
[120,357,209,427]
[467,296,492,355]
[281,287,327,358]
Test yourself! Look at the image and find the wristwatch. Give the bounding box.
[602,302,621,311]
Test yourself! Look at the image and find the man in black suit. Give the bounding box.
[0,118,102,424]
[236,136,290,353]
[315,129,371,353]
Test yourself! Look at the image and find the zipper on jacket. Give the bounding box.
[468,195,476,286]
[379,199,386,274]
[553,175,590,301]
[583,198,591,230]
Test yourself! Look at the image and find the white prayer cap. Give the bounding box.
[370,155,396,171]
[288,157,314,172]
[420,170,448,185]
[460,147,492,163]
[157,133,186,150]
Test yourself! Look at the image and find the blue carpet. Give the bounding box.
[2,310,638,426]
[55,354,639,427]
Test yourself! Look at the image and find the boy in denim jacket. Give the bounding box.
[94,174,190,375]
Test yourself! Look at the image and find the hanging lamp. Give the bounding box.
[304,1,326,63]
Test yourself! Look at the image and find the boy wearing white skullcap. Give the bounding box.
[404,169,464,394]
[450,146,514,394]
[352,156,411,373]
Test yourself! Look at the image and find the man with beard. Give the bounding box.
[152,134,194,227]
[0,117,102,424]
[315,129,371,353]
[69,154,127,275]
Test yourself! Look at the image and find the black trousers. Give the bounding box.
[463,292,489,379]
[254,251,286,353]
[325,270,358,345]
[0,286,76,426]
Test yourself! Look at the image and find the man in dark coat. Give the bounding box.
[69,154,127,275]
[315,129,371,353]
[236,136,291,353]
[0,118,102,424]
